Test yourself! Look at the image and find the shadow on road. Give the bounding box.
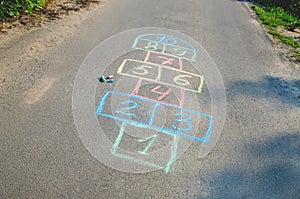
[226,75,300,107]
[195,133,300,198]
[233,0,253,2]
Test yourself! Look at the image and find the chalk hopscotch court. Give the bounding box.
[94,33,215,173]
[73,28,226,174]
[96,91,213,143]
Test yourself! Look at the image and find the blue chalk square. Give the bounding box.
[96,91,213,143]
[96,91,154,125]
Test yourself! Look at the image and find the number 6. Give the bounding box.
[173,75,192,86]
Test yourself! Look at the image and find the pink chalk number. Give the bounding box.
[151,85,172,101]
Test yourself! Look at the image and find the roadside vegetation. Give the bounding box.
[252,0,300,62]
[0,0,48,21]
[0,0,100,33]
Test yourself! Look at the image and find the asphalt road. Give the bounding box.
[1,0,299,198]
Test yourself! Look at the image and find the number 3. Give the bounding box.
[171,113,193,131]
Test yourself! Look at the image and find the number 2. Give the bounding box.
[115,101,138,118]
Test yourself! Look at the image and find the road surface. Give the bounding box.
[1,0,299,198]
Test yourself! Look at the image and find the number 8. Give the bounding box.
[145,42,159,51]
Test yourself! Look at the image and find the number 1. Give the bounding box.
[138,134,159,155]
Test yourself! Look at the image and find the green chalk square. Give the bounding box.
[110,122,179,173]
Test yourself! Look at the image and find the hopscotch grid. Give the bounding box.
[134,34,197,51]
[121,77,184,111]
[117,59,204,93]
[105,91,211,117]
[117,73,202,93]
[111,121,181,172]
[145,50,189,64]
[97,113,176,138]
[110,122,165,169]
[141,49,194,65]
[119,59,204,78]
[96,91,213,143]
[96,33,214,173]
[98,111,211,143]
[134,38,195,51]
[131,47,195,61]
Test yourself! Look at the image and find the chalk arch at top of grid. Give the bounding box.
[132,34,196,61]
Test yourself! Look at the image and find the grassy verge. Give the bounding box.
[252,4,300,62]
[0,0,48,21]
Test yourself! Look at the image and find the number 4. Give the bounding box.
[151,85,171,101]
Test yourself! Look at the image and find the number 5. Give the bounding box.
[132,65,153,76]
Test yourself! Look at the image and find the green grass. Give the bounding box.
[253,6,299,27]
[294,49,300,61]
[0,0,48,21]
[253,5,300,62]
[268,30,300,48]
